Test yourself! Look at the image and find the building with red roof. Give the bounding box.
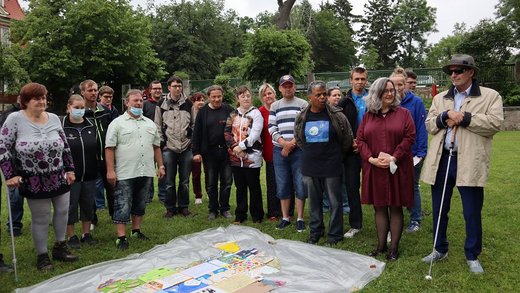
[1,0,25,44]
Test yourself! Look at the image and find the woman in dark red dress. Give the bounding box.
[357,77,416,260]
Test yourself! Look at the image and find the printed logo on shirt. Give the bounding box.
[305,121,329,143]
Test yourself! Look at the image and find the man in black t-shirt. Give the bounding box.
[192,85,234,220]
[295,81,353,245]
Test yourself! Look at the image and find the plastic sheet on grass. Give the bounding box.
[17,225,385,292]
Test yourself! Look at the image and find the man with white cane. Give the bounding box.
[421,54,503,274]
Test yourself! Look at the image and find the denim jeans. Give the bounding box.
[305,175,344,242]
[163,148,193,211]
[408,159,424,223]
[6,187,24,231]
[94,173,106,209]
[273,147,305,200]
[112,177,152,224]
[344,153,362,229]
[148,176,167,202]
[203,147,232,214]
[323,171,350,214]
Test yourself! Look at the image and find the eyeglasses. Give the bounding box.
[382,89,396,95]
[448,68,467,75]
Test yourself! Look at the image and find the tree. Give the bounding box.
[151,0,246,79]
[242,27,312,85]
[394,0,437,67]
[10,0,165,108]
[276,0,297,29]
[424,34,464,67]
[320,0,356,33]
[289,0,315,36]
[308,9,356,71]
[359,44,383,69]
[0,44,30,95]
[358,0,400,69]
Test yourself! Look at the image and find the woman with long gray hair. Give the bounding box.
[356,77,415,261]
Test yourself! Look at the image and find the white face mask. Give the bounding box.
[70,108,85,119]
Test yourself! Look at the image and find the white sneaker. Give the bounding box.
[195,198,202,205]
[344,228,361,238]
[467,260,484,274]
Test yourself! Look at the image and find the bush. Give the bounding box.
[503,85,520,106]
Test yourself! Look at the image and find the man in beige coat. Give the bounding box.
[420,54,503,274]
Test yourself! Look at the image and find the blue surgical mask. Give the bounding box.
[129,107,143,116]
[70,108,85,119]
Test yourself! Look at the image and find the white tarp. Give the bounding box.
[17,226,385,292]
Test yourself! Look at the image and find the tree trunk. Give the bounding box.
[276,0,296,30]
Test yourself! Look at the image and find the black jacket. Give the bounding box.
[192,103,234,156]
[60,116,99,181]
[84,103,113,161]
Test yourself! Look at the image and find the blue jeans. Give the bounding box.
[94,173,106,209]
[203,147,232,214]
[148,176,166,202]
[305,175,344,242]
[6,188,24,231]
[273,147,305,200]
[163,148,193,211]
[408,159,424,223]
[112,177,151,224]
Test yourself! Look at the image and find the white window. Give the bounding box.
[0,27,9,45]
[0,0,4,7]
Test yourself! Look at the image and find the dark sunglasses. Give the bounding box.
[448,68,467,75]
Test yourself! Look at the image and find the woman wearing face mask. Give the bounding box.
[60,94,99,249]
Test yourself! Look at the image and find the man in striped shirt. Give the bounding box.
[268,75,309,232]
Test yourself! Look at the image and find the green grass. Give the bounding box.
[1,131,519,292]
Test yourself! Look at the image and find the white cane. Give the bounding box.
[2,173,18,282]
[426,126,457,281]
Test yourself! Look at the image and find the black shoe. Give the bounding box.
[67,235,81,249]
[180,207,192,217]
[7,228,22,237]
[36,253,53,271]
[116,238,129,251]
[386,249,399,261]
[308,236,320,245]
[368,246,388,257]
[276,219,291,230]
[81,233,97,246]
[52,241,79,262]
[131,231,149,240]
[164,209,176,218]
[0,254,14,273]
[326,239,342,247]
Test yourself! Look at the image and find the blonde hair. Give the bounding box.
[66,94,85,114]
[389,67,407,82]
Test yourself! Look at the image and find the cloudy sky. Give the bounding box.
[131,0,500,45]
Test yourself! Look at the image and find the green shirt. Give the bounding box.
[105,112,160,180]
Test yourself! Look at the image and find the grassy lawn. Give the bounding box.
[1,131,519,292]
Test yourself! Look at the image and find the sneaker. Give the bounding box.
[467,259,484,274]
[164,209,176,218]
[180,207,192,217]
[406,221,421,233]
[90,224,95,231]
[208,212,217,220]
[275,219,291,230]
[221,210,233,219]
[52,241,79,262]
[116,238,129,251]
[80,233,97,246]
[344,228,361,238]
[195,198,203,205]
[131,231,149,240]
[36,253,53,271]
[67,235,81,249]
[296,220,306,232]
[0,254,14,273]
[422,250,448,263]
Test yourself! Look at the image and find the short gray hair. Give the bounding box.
[307,81,326,96]
[124,89,142,101]
[364,77,400,113]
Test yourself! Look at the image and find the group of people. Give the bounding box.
[0,54,503,275]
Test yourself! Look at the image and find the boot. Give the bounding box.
[36,253,53,271]
[52,241,79,262]
[0,253,14,272]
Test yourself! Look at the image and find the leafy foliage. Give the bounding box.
[10,0,165,109]
[308,9,356,72]
[0,44,30,95]
[242,27,312,85]
[150,0,247,80]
